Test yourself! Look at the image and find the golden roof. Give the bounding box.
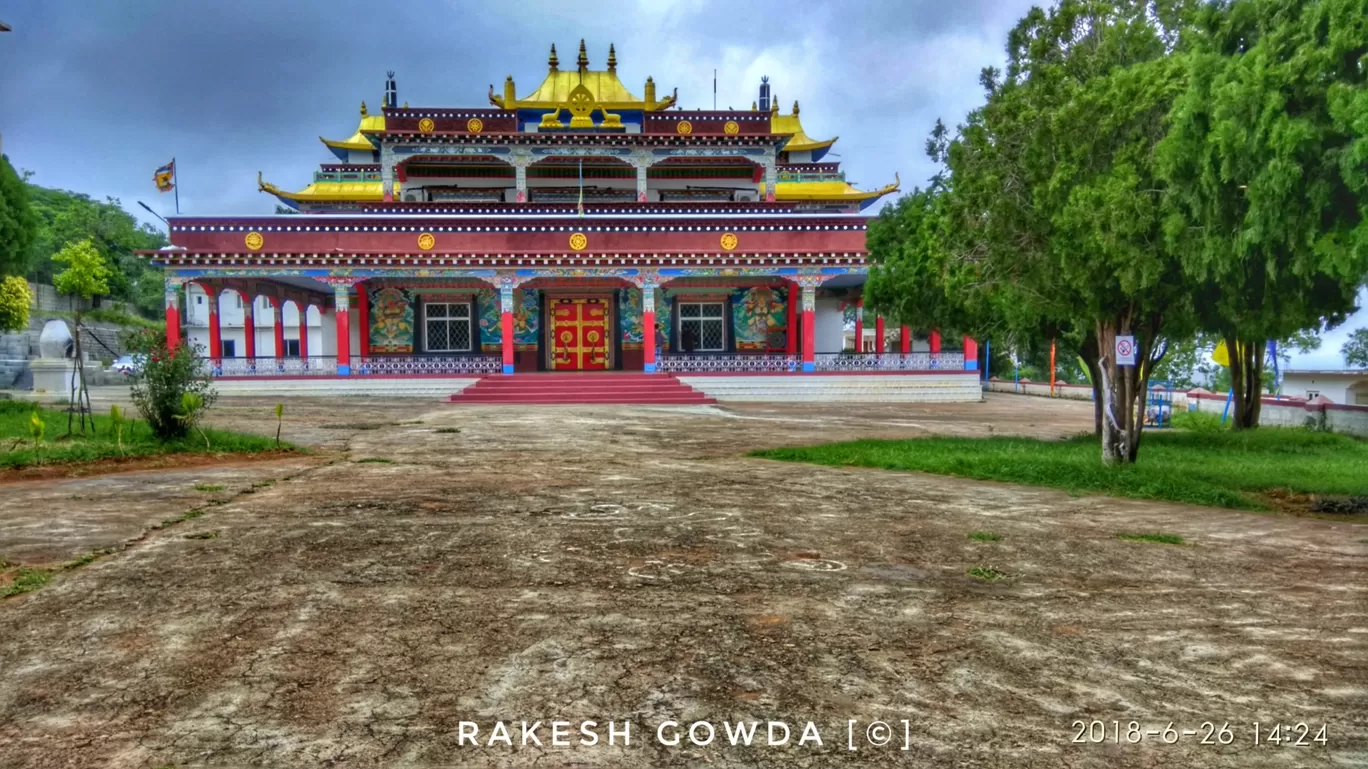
[489,41,677,112]
[764,173,900,205]
[771,100,837,154]
[320,101,385,152]
[258,172,383,205]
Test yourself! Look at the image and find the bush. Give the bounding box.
[1170,409,1227,432]
[123,328,217,441]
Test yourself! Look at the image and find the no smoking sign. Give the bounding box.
[1116,335,1136,366]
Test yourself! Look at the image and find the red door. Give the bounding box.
[550,298,610,370]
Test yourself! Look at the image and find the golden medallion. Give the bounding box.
[720,232,739,251]
[417,232,436,251]
[244,231,264,251]
[417,117,435,134]
[466,118,484,134]
[724,120,740,135]
[676,120,693,135]
[568,232,588,251]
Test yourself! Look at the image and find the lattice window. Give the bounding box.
[678,302,726,352]
[424,302,473,352]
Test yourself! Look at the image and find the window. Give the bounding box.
[234,295,242,309]
[424,302,473,352]
[678,302,725,352]
[196,295,203,305]
[285,339,300,357]
[221,339,236,358]
[1306,390,1320,400]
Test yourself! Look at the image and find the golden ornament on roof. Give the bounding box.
[568,232,588,251]
[417,117,435,134]
[245,232,264,251]
[466,118,484,133]
[724,120,740,135]
[417,233,436,251]
[676,120,693,135]
[720,233,738,251]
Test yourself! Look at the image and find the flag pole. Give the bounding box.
[173,157,180,215]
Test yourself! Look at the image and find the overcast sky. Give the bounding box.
[0,0,1361,367]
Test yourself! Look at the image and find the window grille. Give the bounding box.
[424,302,473,352]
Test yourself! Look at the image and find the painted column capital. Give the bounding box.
[380,144,397,202]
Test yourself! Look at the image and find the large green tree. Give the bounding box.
[1158,0,1368,428]
[0,155,38,277]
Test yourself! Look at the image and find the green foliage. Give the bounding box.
[176,392,210,450]
[123,328,217,441]
[1170,409,1228,432]
[27,409,44,460]
[109,405,126,455]
[3,567,52,598]
[1344,328,1368,368]
[1117,532,1185,545]
[51,239,111,301]
[968,531,1002,542]
[275,403,284,447]
[755,427,1368,510]
[0,155,38,277]
[0,400,283,470]
[0,275,31,332]
[967,566,1008,582]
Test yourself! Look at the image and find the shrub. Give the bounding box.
[1170,409,1226,433]
[0,275,32,332]
[124,328,217,441]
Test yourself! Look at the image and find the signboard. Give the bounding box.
[1116,335,1136,366]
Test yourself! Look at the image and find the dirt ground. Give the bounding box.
[0,393,1364,768]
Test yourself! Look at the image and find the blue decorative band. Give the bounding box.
[502,364,515,374]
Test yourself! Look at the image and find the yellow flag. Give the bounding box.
[1212,340,1229,367]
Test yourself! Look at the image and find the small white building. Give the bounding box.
[1281,369,1368,405]
[183,283,324,358]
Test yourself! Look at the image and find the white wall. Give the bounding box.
[1282,372,1368,405]
[814,298,844,354]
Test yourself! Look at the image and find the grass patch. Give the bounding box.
[63,547,116,570]
[184,531,219,540]
[3,568,52,597]
[967,566,1008,582]
[250,480,274,488]
[753,428,1368,511]
[1117,532,1185,545]
[434,427,460,434]
[355,457,396,464]
[194,483,225,492]
[0,400,290,471]
[968,531,1002,542]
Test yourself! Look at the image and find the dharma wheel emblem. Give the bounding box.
[723,120,740,135]
[568,232,589,251]
[720,232,739,251]
[417,232,436,251]
[244,231,264,251]
[417,117,435,134]
[466,118,484,133]
[676,120,693,135]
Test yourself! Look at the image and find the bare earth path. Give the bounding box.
[0,394,1364,768]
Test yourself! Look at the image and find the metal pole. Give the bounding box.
[172,157,180,215]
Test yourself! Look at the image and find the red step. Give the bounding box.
[447,372,715,405]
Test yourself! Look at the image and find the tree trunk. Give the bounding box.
[1095,319,1147,464]
[1076,335,1104,437]
[1225,336,1265,430]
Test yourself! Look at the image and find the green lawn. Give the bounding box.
[752,428,1368,511]
[0,400,289,471]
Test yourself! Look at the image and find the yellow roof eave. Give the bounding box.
[320,114,386,151]
[782,134,838,154]
[258,172,383,204]
[766,173,900,202]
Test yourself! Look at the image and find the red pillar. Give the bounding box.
[297,303,309,358]
[801,303,816,372]
[785,281,798,356]
[930,329,942,354]
[334,288,351,375]
[900,325,910,355]
[242,296,256,359]
[875,315,886,356]
[164,284,181,350]
[964,335,979,371]
[271,299,285,361]
[853,299,864,352]
[355,281,370,358]
[500,285,515,374]
[643,308,657,373]
[207,296,222,359]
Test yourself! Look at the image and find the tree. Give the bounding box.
[0,275,31,332]
[1158,0,1368,428]
[1344,328,1368,368]
[51,239,111,434]
[942,0,1197,462]
[0,154,38,277]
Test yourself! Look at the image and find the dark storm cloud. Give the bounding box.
[0,0,1038,224]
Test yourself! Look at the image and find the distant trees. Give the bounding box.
[0,155,37,278]
[1344,329,1368,368]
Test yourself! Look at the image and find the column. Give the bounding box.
[785,281,798,356]
[636,164,649,203]
[333,284,352,375]
[642,286,657,372]
[355,281,370,358]
[206,288,222,360]
[900,325,911,355]
[875,315,886,356]
[964,336,979,371]
[242,294,256,359]
[801,283,816,372]
[499,283,516,374]
[271,299,285,362]
[853,300,864,352]
[510,149,532,203]
[164,279,182,350]
[380,145,395,202]
[297,303,309,358]
[930,329,942,354]
[763,160,778,203]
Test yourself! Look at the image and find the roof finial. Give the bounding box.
[607,43,617,71]
[548,43,559,71]
[793,100,800,116]
[577,39,589,70]
[360,100,368,117]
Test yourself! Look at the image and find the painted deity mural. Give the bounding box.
[618,288,670,351]
[368,286,415,353]
[477,288,540,349]
[731,286,787,351]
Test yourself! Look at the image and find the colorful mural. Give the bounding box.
[368,286,414,353]
[477,288,540,349]
[618,288,670,351]
[732,286,786,350]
